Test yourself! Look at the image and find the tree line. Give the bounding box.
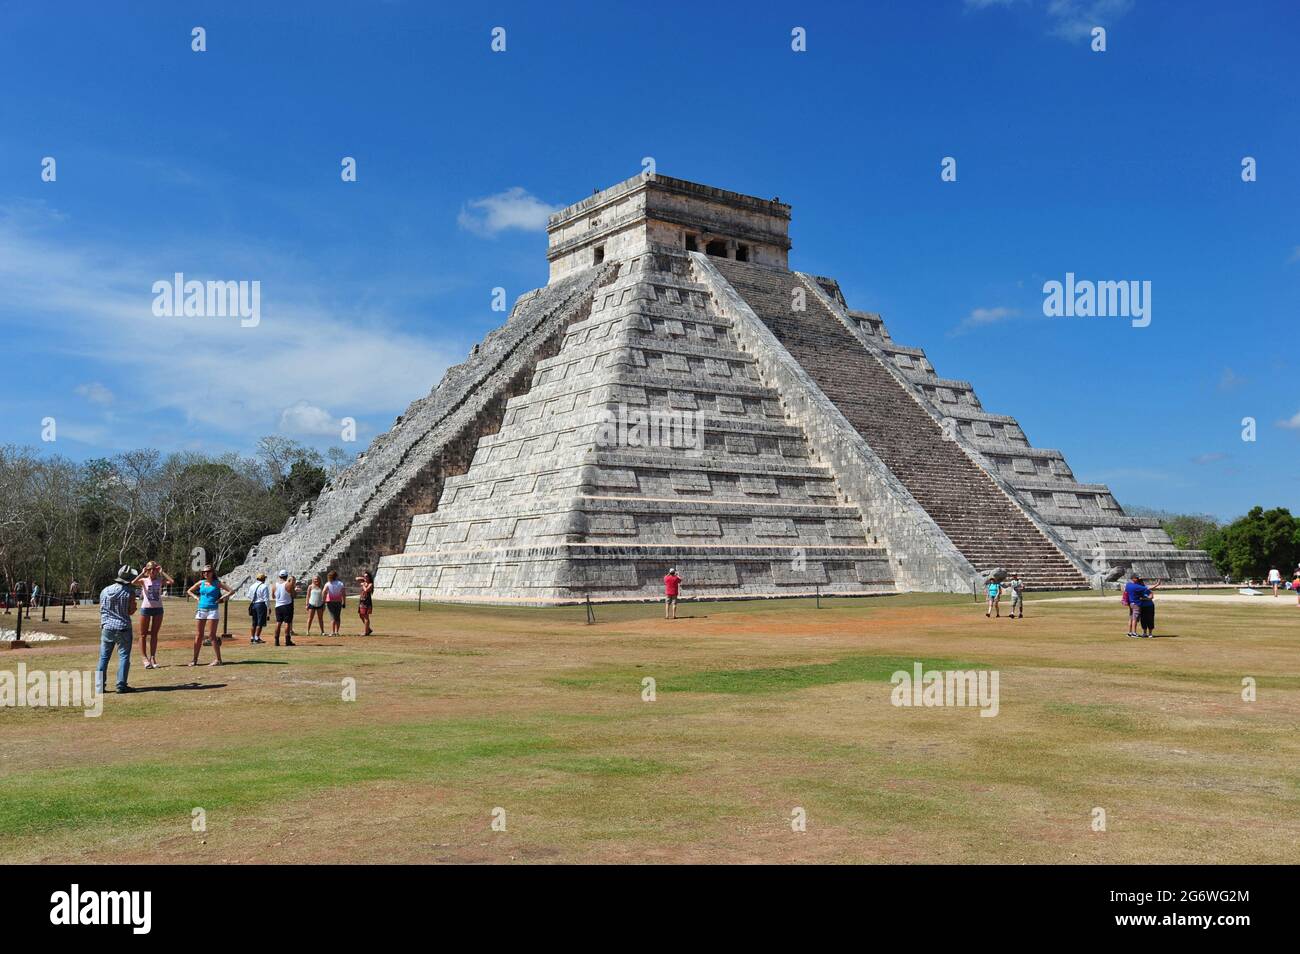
[1134,506,1300,581]
[0,437,350,599]
[2,438,1295,595]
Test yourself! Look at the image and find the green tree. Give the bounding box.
[1204,507,1299,580]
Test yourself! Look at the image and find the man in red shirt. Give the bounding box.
[663,567,682,619]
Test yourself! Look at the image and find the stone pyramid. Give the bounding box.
[232,174,1217,602]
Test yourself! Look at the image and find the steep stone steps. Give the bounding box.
[712,259,1088,590]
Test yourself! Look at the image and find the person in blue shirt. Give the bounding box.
[1124,575,1160,638]
[186,565,233,666]
[985,579,1002,618]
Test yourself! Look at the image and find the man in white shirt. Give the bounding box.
[246,572,270,643]
[273,570,297,647]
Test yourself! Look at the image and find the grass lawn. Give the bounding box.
[1,591,1296,864]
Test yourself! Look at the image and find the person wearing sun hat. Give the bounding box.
[246,571,270,644]
[97,564,139,694]
[273,570,297,646]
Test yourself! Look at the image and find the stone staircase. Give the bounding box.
[227,265,611,591]
[373,251,895,602]
[713,259,1088,590]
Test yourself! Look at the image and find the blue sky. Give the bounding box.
[1,0,1296,520]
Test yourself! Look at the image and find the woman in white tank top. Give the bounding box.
[305,574,326,636]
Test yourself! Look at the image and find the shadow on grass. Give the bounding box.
[129,683,226,693]
[221,659,289,665]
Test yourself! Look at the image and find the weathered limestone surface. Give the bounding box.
[802,275,1216,583]
[549,174,790,280]
[714,259,1090,590]
[373,250,894,603]
[227,266,610,591]
[239,173,1217,600]
[693,254,978,593]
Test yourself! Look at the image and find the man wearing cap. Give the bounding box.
[663,567,682,620]
[97,565,138,694]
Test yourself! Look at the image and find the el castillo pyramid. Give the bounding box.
[229,174,1218,602]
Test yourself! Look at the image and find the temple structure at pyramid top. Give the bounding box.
[228,173,1217,602]
[547,174,792,279]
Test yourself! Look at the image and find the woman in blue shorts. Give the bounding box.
[132,561,173,669]
[186,565,233,666]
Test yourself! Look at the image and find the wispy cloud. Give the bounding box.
[1046,0,1133,41]
[951,305,1020,335]
[1217,367,1245,392]
[1191,452,1228,465]
[0,202,460,451]
[74,382,115,405]
[278,400,341,438]
[965,0,1133,41]
[1277,410,1300,430]
[457,186,559,237]
[1287,246,1300,264]
[1091,467,1181,484]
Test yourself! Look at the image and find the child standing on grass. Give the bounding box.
[985,579,1001,618]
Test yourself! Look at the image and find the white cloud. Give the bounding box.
[1217,367,1244,392]
[1277,410,1300,430]
[74,382,114,405]
[964,0,1134,41]
[1046,0,1134,40]
[968,306,1018,325]
[1287,246,1300,264]
[951,305,1020,335]
[278,401,340,437]
[457,187,559,237]
[1191,452,1228,465]
[0,203,461,449]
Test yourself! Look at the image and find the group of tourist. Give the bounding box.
[1264,566,1300,601]
[1121,574,1160,638]
[95,563,376,693]
[87,552,1300,695]
[983,575,1025,619]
